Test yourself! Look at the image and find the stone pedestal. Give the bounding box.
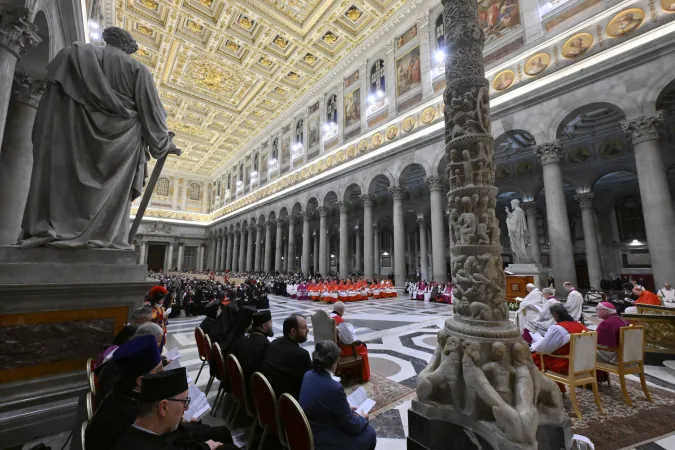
[0,246,155,447]
[506,263,549,289]
[408,401,572,450]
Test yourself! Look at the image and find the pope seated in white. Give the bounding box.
[329,301,371,381]
[516,283,543,334]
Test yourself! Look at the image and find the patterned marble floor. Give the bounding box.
[163,297,675,450]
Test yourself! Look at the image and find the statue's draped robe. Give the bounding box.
[21,43,170,249]
[505,207,531,264]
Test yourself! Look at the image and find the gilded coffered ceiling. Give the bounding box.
[109,0,407,176]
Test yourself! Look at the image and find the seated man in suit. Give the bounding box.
[300,341,376,450]
[262,313,312,399]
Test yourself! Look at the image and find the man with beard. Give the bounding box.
[262,314,312,399]
[232,310,274,403]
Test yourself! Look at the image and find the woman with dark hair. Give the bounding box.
[299,341,377,450]
[531,303,588,391]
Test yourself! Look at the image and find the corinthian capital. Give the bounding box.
[361,194,375,207]
[389,186,407,200]
[522,201,537,215]
[276,218,285,226]
[574,193,595,209]
[257,223,265,231]
[535,141,563,166]
[337,201,349,213]
[302,211,313,221]
[265,220,275,229]
[425,175,444,192]
[0,8,41,58]
[318,206,329,217]
[621,111,664,145]
[12,70,45,108]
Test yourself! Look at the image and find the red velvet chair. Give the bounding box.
[251,372,286,449]
[278,393,314,450]
[194,327,211,384]
[210,343,228,417]
[226,354,256,443]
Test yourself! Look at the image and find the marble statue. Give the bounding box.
[505,199,533,263]
[411,0,569,447]
[20,27,178,249]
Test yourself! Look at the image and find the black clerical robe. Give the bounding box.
[232,333,270,403]
[262,337,312,400]
[112,325,137,346]
[111,426,199,450]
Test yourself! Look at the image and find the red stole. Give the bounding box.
[533,321,587,375]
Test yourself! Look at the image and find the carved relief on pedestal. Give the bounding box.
[621,111,664,145]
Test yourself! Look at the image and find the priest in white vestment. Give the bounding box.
[563,281,584,321]
[516,283,543,333]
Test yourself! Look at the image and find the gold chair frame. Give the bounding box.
[537,331,604,419]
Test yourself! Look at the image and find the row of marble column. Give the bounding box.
[0,10,45,245]
[136,240,209,272]
[533,111,675,289]
[205,175,449,287]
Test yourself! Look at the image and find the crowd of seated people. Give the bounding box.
[406,280,453,304]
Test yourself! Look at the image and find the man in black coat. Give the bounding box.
[262,314,312,400]
[232,310,274,403]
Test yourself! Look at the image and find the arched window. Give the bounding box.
[326,94,337,124]
[616,197,646,241]
[156,178,169,196]
[295,119,304,144]
[189,183,200,201]
[370,59,385,95]
[435,14,444,49]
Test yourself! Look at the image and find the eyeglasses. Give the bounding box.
[166,397,191,410]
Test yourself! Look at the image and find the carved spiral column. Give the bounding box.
[302,212,312,275]
[622,111,675,287]
[390,186,407,288]
[535,141,577,286]
[274,219,284,272]
[362,195,375,279]
[522,201,541,265]
[411,0,568,446]
[319,207,328,275]
[338,202,349,278]
[264,221,274,272]
[254,224,264,271]
[0,8,40,154]
[575,193,602,289]
[0,71,45,245]
[287,216,297,272]
[426,176,447,282]
[246,225,255,272]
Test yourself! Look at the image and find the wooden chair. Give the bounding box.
[226,354,257,446]
[81,420,88,450]
[194,327,211,383]
[310,310,363,376]
[537,331,604,419]
[251,372,286,449]
[210,342,228,417]
[85,391,94,421]
[595,324,652,406]
[278,393,314,450]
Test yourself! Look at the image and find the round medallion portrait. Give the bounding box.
[402,117,416,132]
[606,8,645,37]
[358,139,368,152]
[524,53,551,77]
[421,107,436,124]
[492,70,515,91]
[386,126,399,140]
[561,33,593,59]
[371,132,383,147]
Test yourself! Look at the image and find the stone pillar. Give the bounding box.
[355,227,362,274]
[166,242,175,271]
[418,216,429,281]
[283,241,288,272]
[246,225,255,272]
[535,141,577,286]
[171,178,179,209]
[522,201,541,265]
[362,195,375,279]
[0,9,40,154]
[575,193,602,289]
[418,16,433,99]
[288,217,297,272]
[426,176,447,282]
[215,235,222,271]
[177,243,185,272]
[140,241,148,265]
[373,224,381,276]
[232,230,241,272]
[254,224,264,271]
[302,213,312,275]
[220,234,227,271]
[622,111,675,288]
[239,227,247,272]
[319,207,328,275]
[0,71,44,244]
[275,219,284,272]
[391,187,407,288]
[227,232,235,271]
[264,221,274,272]
[197,244,203,271]
[338,202,349,278]
[313,231,319,273]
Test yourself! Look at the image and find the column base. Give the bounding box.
[506,263,549,289]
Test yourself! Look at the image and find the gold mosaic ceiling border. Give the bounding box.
[207,96,444,223]
[111,0,411,177]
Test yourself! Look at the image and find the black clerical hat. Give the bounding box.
[252,309,272,325]
[140,367,188,402]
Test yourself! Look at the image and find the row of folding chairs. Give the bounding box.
[195,326,315,450]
